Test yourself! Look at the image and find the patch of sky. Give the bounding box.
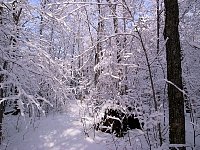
[29,0,39,5]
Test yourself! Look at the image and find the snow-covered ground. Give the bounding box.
[2,100,199,150]
[2,115,105,150]
[0,102,147,150]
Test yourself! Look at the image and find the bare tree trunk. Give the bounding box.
[122,0,128,95]
[107,0,127,95]
[0,75,3,144]
[156,0,160,54]
[0,94,3,144]
[0,61,8,145]
[0,4,4,144]
[156,0,163,146]
[164,0,186,149]
[94,0,103,86]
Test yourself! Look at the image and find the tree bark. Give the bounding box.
[0,84,3,144]
[156,0,160,54]
[0,86,3,145]
[94,0,103,86]
[0,4,3,144]
[164,0,186,149]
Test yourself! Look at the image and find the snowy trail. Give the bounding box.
[1,101,147,150]
[1,102,107,150]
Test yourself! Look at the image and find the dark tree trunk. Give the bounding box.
[0,61,7,145]
[164,0,185,150]
[0,4,3,144]
[94,0,103,86]
[0,84,3,144]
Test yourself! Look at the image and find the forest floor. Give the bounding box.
[1,101,199,150]
[0,101,146,150]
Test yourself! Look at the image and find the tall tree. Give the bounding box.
[164,0,185,149]
[94,0,104,86]
[0,1,22,142]
[0,3,4,144]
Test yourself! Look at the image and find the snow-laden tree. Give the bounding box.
[179,0,200,148]
[0,0,78,142]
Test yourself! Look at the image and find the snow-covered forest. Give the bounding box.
[0,0,200,149]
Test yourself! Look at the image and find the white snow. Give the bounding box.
[0,102,109,150]
[1,101,199,150]
[1,101,147,150]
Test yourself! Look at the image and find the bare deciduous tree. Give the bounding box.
[164,0,186,149]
